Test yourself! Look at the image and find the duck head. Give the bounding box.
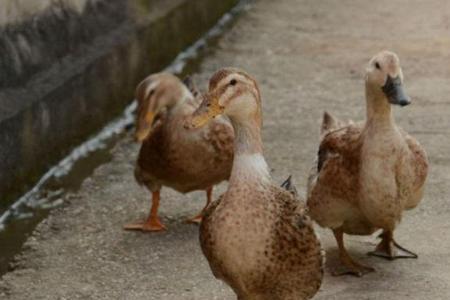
[365,50,411,107]
[135,73,188,142]
[188,67,262,129]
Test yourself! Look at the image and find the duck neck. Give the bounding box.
[228,116,270,188]
[365,82,395,130]
[165,88,194,124]
[168,85,191,112]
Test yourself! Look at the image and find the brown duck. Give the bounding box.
[307,51,429,276]
[188,68,323,300]
[124,73,234,232]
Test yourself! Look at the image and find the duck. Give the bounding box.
[124,72,234,232]
[307,50,428,276]
[188,68,323,300]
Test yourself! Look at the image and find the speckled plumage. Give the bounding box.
[191,68,323,299]
[135,75,234,194]
[307,118,428,234]
[200,182,323,300]
[125,73,234,231]
[307,51,428,274]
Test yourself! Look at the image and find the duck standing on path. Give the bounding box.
[124,73,234,232]
[307,51,428,276]
[188,68,323,300]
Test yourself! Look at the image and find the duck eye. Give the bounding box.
[375,62,381,70]
[229,79,237,86]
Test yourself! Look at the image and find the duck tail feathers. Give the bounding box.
[281,175,298,197]
[321,111,341,135]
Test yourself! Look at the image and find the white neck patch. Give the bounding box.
[231,153,271,184]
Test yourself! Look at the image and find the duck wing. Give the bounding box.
[199,195,224,279]
[307,122,363,204]
[398,128,429,189]
[318,123,362,172]
[271,186,324,297]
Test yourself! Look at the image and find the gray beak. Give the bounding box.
[382,75,411,106]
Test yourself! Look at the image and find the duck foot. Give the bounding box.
[185,214,203,224]
[368,231,417,260]
[185,186,213,225]
[124,191,167,232]
[124,217,167,232]
[332,262,375,277]
[332,227,375,277]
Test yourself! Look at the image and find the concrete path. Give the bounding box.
[1,0,450,299]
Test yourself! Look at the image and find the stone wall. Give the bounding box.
[0,0,126,88]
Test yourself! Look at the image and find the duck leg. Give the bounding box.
[124,191,167,232]
[368,230,417,260]
[332,227,375,277]
[186,186,213,224]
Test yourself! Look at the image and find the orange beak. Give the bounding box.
[135,111,155,142]
[188,94,224,129]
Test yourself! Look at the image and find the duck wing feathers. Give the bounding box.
[398,128,428,191]
[307,120,363,216]
[308,113,428,215]
[200,186,323,299]
[135,89,234,193]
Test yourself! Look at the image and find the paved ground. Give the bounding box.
[1,0,450,299]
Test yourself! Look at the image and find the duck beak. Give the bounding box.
[135,111,155,142]
[382,75,411,107]
[186,94,224,129]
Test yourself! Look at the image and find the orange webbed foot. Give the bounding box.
[185,214,203,224]
[124,218,167,232]
[368,231,417,260]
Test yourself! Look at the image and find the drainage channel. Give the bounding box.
[0,0,251,277]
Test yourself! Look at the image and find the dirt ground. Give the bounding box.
[1,0,450,299]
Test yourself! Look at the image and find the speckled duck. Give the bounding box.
[124,73,234,232]
[188,68,323,300]
[307,51,428,276]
